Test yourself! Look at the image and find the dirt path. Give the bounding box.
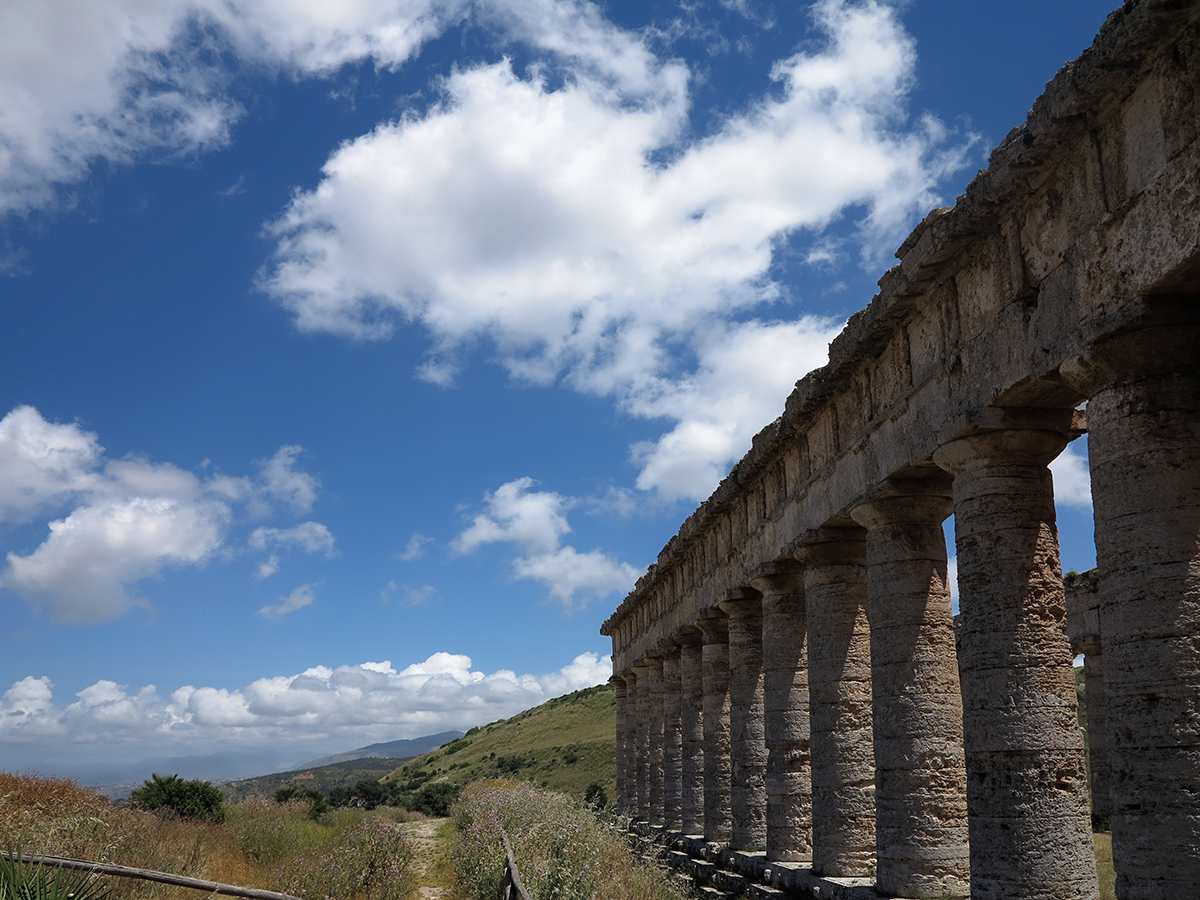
[403,817,454,900]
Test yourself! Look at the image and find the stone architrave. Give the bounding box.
[1061,307,1200,900]
[630,662,650,822]
[935,421,1098,900]
[697,609,732,843]
[851,481,969,899]
[719,589,767,850]
[749,561,811,863]
[660,640,684,832]
[794,527,875,878]
[644,655,666,826]
[676,627,706,836]
[612,674,631,816]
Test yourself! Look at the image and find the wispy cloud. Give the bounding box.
[257,583,317,620]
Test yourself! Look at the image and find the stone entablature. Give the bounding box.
[603,3,1200,899]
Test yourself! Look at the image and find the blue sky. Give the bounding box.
[0,0,1111,777]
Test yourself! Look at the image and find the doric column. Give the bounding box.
[630,662,650,821]
[794,527,875,878]
[1060,305,1200,899]
[644,654,666,826]
[660,640,683,832]
[612,673,631,815]
[935,417,1097,900]
[719,588,766,850]
[677,626,706,836]
[851,479,969,898]
[749,561,811,863]
[697,608,732,843]
[1081,647,1111,829]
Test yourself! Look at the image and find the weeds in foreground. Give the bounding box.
[0,774,416,900]
[451,781,685,900]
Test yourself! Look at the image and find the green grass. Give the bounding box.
[382,684,616,802]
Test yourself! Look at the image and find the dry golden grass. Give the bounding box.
[1095,832,1116,900]
[1,773,419,900]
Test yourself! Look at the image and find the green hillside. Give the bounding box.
[382,683,616,802]
[220,756,414,802]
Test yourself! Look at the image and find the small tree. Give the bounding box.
[129,774,226,822]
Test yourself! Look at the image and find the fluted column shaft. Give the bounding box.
[644,656,665,825]
[630,664,650,821]
[677,628,706,835]
[698,610,732,843]
[1062,307,1200,899]
[796,528,875,877]
[613,675,631,815]
[852,486,969,899]
[935,426,1097,900]
[1080,648,1111,828]
[751,563,811,863]
[720,592,766,849]
[661,643,683,831]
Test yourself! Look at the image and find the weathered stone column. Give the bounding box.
[660,640,683,832]
[697,608,732,843]
[630,662,650,822]
[719,589,766,850]
[1061,306,1200,900]
[851,480,969,898]
[612,673,631,815]
[1081,647,1111,829]
[750,561,811,863]
[677,626,706,836]
[794,527,875,878]
[935,418,1097,900]
[644,654,666,826]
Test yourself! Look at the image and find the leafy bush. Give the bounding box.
[129,775,225,823]
[272,787,330,820]
[410,783,460,818]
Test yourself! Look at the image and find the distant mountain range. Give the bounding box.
[53,731,465,799]
[300,732,464,769]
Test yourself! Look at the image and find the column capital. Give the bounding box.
[1058,299,1200,395]
[657,636,682,659]
[850,476,953,529]
[934,425,1072,473]
[719,586,762,618]
[749,559,805,595]
[696,606,729,638]
[790,525,866,567]
[674,624,704,648]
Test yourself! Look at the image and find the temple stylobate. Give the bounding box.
[601,3,1200,899]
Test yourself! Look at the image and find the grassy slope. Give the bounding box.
[382,683,616,802]
[220,757,414,802]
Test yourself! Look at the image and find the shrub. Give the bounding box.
[278,818,414,900]
[582,782,607,811]
[410,783,460,818]
[452,781,685,900]
[128,776,225,823]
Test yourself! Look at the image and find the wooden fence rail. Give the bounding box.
[500,830,532,900]
[0,851,305,900]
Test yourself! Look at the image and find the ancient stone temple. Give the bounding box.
[601,3,1200,898]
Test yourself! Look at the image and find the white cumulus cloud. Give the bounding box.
[0,651,613,763]
[262,0,971,500]
[1050,441,1092,511]
[0,406,326,622]
[454,477,639,607]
